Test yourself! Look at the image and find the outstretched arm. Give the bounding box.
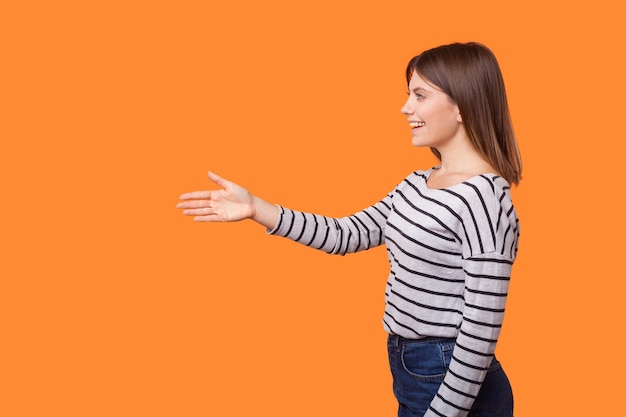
[176,171,279,229]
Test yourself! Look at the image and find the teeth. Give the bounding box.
[409,121,425,128]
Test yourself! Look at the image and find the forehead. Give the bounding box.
[408,71,436,91]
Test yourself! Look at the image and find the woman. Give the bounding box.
[177,42,521,417]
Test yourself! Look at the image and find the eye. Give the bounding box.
[406,91,425,100]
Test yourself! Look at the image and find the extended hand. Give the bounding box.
[177,171,256,222]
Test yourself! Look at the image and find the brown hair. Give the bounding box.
[406,42,522,185]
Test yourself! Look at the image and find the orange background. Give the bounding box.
[2,1,624,416]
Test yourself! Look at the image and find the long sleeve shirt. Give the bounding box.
[268,167,519,417]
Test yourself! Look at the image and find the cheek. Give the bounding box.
[434,104,460,126]
[431,114,461,137]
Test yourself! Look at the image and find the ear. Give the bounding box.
[455,105,462,123]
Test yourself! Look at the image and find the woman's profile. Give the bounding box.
[177,42,521,417]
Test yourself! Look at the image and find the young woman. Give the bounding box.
[177,42,522,417]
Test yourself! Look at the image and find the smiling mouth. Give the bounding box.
[409,121,425,128]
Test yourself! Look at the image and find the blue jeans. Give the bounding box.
[388,334,513,417]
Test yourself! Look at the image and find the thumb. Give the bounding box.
[207,171,231,189]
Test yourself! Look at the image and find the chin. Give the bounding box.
[411,138,430,148]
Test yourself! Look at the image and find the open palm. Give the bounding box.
[177,171,255,222]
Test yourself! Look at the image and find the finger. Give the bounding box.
[193,215,221,222]
[181,207,215,216]
[176,199,211,209]
[207,171,232,189]
[179,191,212,200]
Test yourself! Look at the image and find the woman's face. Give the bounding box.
[401,71,464,149]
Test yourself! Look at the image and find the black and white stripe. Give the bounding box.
[268,168,519,417]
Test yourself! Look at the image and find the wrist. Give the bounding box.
[251,196,279,229]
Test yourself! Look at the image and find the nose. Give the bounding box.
[401,97,413,116]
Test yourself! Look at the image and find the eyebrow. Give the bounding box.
[411,87,429,94]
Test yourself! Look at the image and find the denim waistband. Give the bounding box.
[388,333,456,347]
[388,334,502,372]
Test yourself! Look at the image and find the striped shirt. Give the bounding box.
[268,167,519,417]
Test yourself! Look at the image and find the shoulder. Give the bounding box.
[453,175,519,259]
[406,168,434,181]
[453,174,516,220]
[389,168,442,202]
[397,167,437,188]
[441,174,511,206]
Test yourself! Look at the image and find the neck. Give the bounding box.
[436,137,495,176]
